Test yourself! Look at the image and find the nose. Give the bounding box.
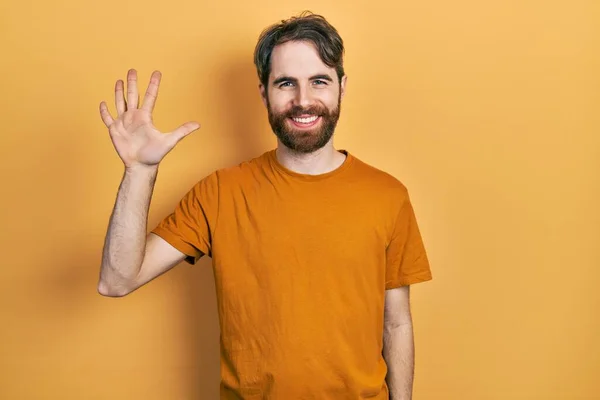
[293,84,314,109]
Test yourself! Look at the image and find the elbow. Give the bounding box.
[97,278,132,298]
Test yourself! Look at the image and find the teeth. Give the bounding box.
[292,115,318,124]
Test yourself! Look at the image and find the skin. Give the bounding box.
[97,69,197,297]
[384,285,415,400]
[98,40,415,399]
[259,40,348,175]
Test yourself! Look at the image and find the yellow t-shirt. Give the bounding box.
[151,149,432,399]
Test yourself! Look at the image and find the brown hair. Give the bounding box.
[253,11,345,88]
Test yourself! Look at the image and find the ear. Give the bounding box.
[259,83,268,107]
[340,75,348,99]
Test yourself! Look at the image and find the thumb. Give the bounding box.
[167,121,201,147]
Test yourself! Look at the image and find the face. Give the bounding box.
[260,40,347,154]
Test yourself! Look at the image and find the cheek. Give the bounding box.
[328,93,340,105]
[318,88,340,103]
[321,93,340,110]
[268,92,293,112]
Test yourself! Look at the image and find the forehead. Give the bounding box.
[269,40,334,79]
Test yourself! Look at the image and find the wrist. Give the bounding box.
[124,163,159,175]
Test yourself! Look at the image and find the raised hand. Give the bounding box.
[99,69,200,169]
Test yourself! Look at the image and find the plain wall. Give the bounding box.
[0,0,598,398]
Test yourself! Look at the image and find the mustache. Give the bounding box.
[284,105,327,118]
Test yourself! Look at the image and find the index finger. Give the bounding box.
[141,70,162,113]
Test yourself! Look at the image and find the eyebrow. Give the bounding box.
[272,74,334,85]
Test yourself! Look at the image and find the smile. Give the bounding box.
[289,115,321,128]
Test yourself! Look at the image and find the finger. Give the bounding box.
[115,79,126,115]
[167,121,201,147]
[126,69,139,109]
[141,70,162,113]
[99,101,115,127]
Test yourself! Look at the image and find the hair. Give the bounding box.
[253,11,345,88]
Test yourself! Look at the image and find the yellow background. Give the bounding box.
[1,0,598,398]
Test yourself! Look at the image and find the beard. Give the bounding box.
[267,94,341,154]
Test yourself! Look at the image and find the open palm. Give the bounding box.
[99,69,200,168]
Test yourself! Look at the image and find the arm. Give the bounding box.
[97,68,200,297]
[97,165,186,297]
[383,285,414,400]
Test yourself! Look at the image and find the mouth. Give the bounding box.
[288,115,321,129]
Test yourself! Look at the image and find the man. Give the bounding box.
[98,11,432,400]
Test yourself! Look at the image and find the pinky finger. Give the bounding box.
[99,101,114,127]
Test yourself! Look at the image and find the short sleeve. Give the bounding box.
[150,171,219,265]
[385,193,432,289]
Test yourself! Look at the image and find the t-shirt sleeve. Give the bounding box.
[385,191,432,289]
[150,171,219,265]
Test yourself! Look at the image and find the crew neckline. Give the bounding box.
[266,148,354,181]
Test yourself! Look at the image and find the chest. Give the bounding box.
[212,185,391,291]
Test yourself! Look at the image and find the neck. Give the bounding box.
[275,143,346,175]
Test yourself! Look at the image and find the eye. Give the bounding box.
[279,81,294,88]
[313,80,327,86]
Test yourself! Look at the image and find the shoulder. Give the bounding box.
[349,153,410,201]
[214,151,268,182]
[189,152,270,199]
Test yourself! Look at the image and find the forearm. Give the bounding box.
[383,322,415,400]
[98,165,158,296]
